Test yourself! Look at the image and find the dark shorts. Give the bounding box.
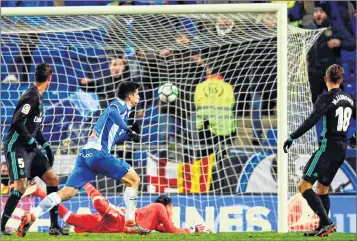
[302,139,346,186]
[6,147,51,181]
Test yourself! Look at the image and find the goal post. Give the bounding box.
[2,4,288,16]
[276,3,288,233]
[1,3,323,234]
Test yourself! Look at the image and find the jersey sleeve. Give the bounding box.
[156,205,191,233]
[290,95,329,140]
[12,95,38,143]
[109,106,129,131]
[36,129,48,147]
[155,223,191,233]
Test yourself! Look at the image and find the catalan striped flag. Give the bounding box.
[145,152,215,193]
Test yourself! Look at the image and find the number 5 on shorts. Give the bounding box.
[18,158,24,168]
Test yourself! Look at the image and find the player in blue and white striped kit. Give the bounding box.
[18,81,151,237]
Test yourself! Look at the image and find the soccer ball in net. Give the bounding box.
[158,83,179,102]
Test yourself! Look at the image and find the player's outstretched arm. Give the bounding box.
[291,95,329,140]
[156,205,191,233]
[284,95,329,153]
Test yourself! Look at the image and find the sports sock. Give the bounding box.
[302,189,331,226]
[1,190,23,230]
[47,186,59,228]
[318,193,330,216]
[123,187,138,221]
[33,192,62,218]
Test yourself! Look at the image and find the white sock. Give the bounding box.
[33,192,62,218]
[123,187,138,221]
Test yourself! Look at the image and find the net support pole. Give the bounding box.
[276,2,288,233]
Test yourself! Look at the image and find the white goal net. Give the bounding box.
[1,5,325,233]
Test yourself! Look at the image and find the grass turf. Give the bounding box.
[3,232,355,241]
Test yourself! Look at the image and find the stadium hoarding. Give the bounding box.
[0,196,34,232]
[27,195,355,233]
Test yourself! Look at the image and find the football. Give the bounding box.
[158,83,179,102]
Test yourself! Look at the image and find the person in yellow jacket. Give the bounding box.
[194,74,236,149]
[1,162,14,194]
[272,1,306,27]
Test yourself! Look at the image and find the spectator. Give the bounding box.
[317,1,356,36]
[193,74,236,158]
[1,162,12,194]
[136,33,206,136]
[306,3,355,103]
[80,56,131,110]
[215,18,235,38]
[244,13,277,146]
[203,17,253,118]
[2,1,63,83]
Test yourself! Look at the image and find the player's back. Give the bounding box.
[84,98,131,153]
[319,88,355,141]
[5,85,43,149]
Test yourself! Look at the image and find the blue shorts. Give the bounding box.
[65,149,131,189]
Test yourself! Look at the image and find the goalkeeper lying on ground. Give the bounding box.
[27,183,207,233]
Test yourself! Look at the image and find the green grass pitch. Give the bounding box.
[3,232,355,241]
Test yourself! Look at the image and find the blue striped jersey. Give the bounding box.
[84,99,131,153]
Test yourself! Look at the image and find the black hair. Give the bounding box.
[326,64,344,83]
[35,62,52,83]
[155,195,172,207]
[117,81,140,100]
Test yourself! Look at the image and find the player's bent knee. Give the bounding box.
[134,174,140,185]
[122,168,140,187]
[316,183,329,194]
[127,175,140,187]
[14,178,27,194]
[16,186,27,195]
[42,169,59,186]
[298,179,312,194]
[47,175,59,186]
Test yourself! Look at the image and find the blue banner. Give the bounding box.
[33,194,355,233]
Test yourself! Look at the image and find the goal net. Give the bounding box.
[1,4,325,233]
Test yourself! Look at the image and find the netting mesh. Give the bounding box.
[1,12,324,232]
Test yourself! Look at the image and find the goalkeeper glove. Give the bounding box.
[348,134,356,149]
[25,138,37,153]
[190,224,208,233]
[127,127,140,143]
[283,136,294,153]
[43,143,54,167]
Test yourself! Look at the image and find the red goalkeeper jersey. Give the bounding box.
[73,206,126,233]
[72,203,190,233]
[136,203,190,233]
